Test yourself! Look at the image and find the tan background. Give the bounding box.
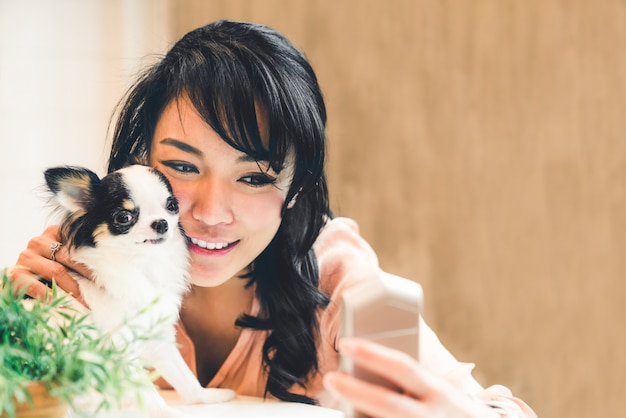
[1,1,623,417]
[168,1,625,418]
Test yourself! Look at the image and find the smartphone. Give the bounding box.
[339,272,423,418]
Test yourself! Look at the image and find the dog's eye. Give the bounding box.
[166,196,179,213]
[113,210,135,226]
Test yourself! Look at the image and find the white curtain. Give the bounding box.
[0,0,171,267]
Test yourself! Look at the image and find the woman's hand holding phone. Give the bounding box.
[323,338,501,418]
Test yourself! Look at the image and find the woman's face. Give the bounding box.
[150,95,293,287]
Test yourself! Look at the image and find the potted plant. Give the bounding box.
[0,268,155,418]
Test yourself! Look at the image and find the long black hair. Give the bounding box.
[108,20,331,404]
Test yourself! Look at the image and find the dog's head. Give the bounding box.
[45,165,181,251]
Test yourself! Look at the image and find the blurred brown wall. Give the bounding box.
[168,1,626,417]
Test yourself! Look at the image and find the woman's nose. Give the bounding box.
[190,177,234,225]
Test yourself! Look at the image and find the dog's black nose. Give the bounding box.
[152,219,168,234]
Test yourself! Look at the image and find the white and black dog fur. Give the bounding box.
[44,164,234,417]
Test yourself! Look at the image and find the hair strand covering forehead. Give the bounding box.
[159,20,327,185]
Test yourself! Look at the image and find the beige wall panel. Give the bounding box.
[168,1,626,417]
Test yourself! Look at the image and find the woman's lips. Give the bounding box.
[187,237,239,255]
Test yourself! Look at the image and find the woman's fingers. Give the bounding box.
[11,226,85,303]
[7,266,50,300]
[338,338,440,398]
[326,338,501,418]
[11,254,82,302]
[324,371,428,418]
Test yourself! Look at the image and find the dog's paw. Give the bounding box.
[192,387,236,404]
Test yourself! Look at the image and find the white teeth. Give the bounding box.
[190,237,230,250]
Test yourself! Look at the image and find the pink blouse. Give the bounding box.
[161,217,536,417]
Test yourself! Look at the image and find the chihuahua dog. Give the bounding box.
[44,164,234,417]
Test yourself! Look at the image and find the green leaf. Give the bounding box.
[0,269,157,418]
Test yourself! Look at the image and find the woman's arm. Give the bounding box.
[315,218,536,417]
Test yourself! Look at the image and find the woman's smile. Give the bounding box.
[188,236,239,253]
[149,95,293,287]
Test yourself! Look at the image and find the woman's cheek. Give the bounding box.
[253,187,287,210]
[170,183,192,216]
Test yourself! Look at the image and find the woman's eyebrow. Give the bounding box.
[159,138,203,156]
[159,137,271,166]
[238,153,265,163]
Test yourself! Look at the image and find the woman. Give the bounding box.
[13,20,536,417]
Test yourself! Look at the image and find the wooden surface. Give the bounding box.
[168,2,626,417]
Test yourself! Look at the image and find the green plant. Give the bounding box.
[0,268,157,418]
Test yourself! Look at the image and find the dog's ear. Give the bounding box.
[44,166,101,214]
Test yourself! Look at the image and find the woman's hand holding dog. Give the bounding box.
[10,225,87,305]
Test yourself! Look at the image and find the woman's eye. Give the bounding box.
[239,173,277,187]
[161,160,199,174]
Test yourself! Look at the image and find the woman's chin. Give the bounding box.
[188,264,244,288]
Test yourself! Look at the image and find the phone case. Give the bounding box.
[339,272,423,418]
